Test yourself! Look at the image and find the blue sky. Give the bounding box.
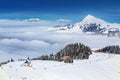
[0,0,120,23]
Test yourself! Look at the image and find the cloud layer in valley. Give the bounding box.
[0,19,120,62]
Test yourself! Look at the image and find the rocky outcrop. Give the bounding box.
[107,28,120,37]
[59,56,73,63]
[32,55,49,60]
[100,45,120,54]
[32,43,92,61]
[0,60,10,66]
[55,43,92,60]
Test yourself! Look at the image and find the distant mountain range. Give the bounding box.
[24,18,40,22]
[49,15,120,36]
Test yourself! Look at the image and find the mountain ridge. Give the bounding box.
[49,14,120,35]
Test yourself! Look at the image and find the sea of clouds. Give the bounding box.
[0,19,75,61]
[0,19,119,62]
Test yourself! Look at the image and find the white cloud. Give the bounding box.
[0,38,50,49]
[0,19,74,62]
[0,19,56,27]
[0,18,119,62]
[57,19,71,22]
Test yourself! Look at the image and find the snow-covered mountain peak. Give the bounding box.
[49,14,120,34]
[83,14,96,20]
[72,14,111,32]
[80,14,107,24]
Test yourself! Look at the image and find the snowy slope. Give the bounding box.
[49,15,120,34]
[0,68,11,80]
[1,52,120,80]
